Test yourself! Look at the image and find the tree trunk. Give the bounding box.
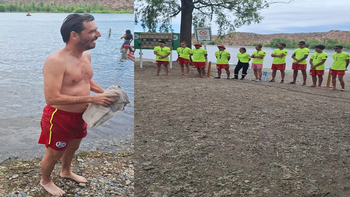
[180,0,194,48]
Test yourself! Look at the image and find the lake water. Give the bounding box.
[136,45,350,72]
[0,13,134,162]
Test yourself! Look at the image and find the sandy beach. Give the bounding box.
[135,60,350,196]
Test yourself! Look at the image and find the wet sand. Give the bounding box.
[135,60,350,196]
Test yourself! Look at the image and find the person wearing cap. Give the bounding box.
[176,41,192,76]
[214,45,231,79]
[233,47,251,80]
[330,45,349,91]
[190,43,208,78]
[290,41,309,85]
[154,40,171,76]
[270,43,288,83]
[251,44,266,82]
[309,45,328,88]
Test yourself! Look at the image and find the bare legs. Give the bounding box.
[60,139,87,183]
[155,64,169,76]
[271,69,285,81]
[40,139,86,196]
[180,63,189,75]
[332,74,345,90]
[40,148,65,196]
[254,69,262,80]
[197,68,206,78]
[291,70,307,84]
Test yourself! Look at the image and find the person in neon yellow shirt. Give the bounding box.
[270,43,288,83]
[309,45,328,88]
[214,45,230,79]
[190,43,207,78]
[330,45,350,91]
[153,41,171,76]
[290,41,309,85]
[233,47,251,80]
[251,44,266,82]
[176,41,192,76]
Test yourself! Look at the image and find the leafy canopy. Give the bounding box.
[135,0,292,35]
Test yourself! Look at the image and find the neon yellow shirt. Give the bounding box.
[190,48,207,62]
[311,52,328,70]
[293,48,310,64]
[331,52,350,70]
[252,50,266,64]
[272,49,288,64]
[215,50,230,64]
[237,52,250,63]
[176,47,191,59]
[154,46,171,61]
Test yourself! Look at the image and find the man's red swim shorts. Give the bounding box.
[38,105,87,151]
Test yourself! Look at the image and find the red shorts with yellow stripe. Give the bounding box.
[38,105,87,151]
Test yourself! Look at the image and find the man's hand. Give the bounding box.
[91,94,119,107]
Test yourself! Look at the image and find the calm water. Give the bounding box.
[136,45,350,72]
[0,13,134,161]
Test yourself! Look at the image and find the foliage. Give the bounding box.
[0,1,133,13]
[264,38,350,49]
[135,0,292,35]
[208,41,216,45]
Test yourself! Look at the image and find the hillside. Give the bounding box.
[212,30,350,46]
[6,0,134,10]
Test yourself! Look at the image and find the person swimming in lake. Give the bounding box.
[120,30,133,50]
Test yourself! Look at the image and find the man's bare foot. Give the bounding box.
[316,86,321,89]
[332,87,336,90]
[201,76,207,78]
[60,172,88,183]
[180,73,184,76]
[154,74,159,76]
[184,73,188,76]
[166,73,170,76]
[309,85,316,87]
[40,179,66,196]
[341,89,345,91]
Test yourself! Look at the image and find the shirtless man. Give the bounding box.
[38,14,118,196]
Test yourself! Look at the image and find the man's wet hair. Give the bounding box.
[315,45,325,50]
[299,41,306,45]
[256,44,262,48]
[61,14,95,43]
[159,41,166,44]
[279,43,286,47]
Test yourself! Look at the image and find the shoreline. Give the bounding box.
[0,149,134,196]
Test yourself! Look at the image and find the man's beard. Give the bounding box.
[77,38,97,51]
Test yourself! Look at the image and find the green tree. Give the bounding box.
[135,0,293,47]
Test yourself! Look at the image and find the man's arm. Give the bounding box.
[43,55,117,107]
[298,54,309,62]
[90,79,105,93]
[313,59,326,68]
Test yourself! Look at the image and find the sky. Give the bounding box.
[134,0,350,35]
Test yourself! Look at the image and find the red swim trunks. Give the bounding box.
[330,69,345,75]
[192,62,206,68]
[216,64,229,69]
[38,105,87,151]
[292,63,307,70]
[271,63,286,71]
[156,61,169,65]
[309,69,324,76]
[178,57,191,64]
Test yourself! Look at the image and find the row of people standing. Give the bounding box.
[153,40,349,90]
